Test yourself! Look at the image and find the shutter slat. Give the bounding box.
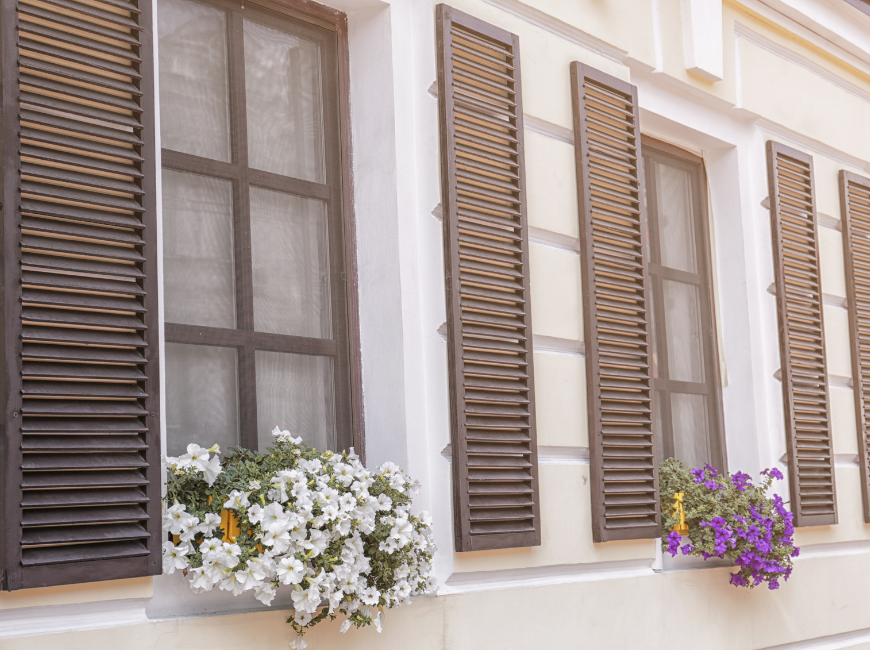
[767,141,836,527]
[4,0,159,589]
[841,170,870,523]
[438,4,540,552]
[571,62,660,542]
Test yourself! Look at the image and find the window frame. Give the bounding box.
[159,0,364,458]
[640,136,727,472]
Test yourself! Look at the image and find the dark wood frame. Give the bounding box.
[1,0,162,588]
[571,61,660,543]
[839,169,870,522]
[436,4,541,552]
[161,0,363,457]
[641,137,727,472]
[766,140,837,527]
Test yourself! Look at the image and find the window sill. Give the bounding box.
[146,573,294,620]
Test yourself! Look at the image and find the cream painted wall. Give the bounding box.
[9,0,870,648]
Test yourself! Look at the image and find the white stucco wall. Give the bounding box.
[5,0,870,648]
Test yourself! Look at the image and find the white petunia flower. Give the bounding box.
[302,529,330,557]
[223,489,251,510]
[247,503,265,525]
[254,581,277,606]
[276,556,305,585]
[271,426,303,445]
[376,493,393,511]
[261,502,290,533]
[361,586,380,606]
[162,540,190,574]
[390,517,414,547]
[165,504,197,535]
[215,542,242,568]
[202,455,222,486]
[201,513,222,535]
[379,537,399,554]
[289,635,308,650]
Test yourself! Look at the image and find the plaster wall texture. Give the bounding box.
[6,0,870,648]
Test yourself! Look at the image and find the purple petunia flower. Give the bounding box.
[680,544,694,556]
[762,467,784,481]
[666,531,681,557]
[730,573,748,587]
[704,480,719,490]
[731,471,752,492]
[768,578,780,590]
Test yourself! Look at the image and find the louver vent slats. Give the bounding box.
[2,0,159,589]
[767,141,837,527]
[570,63,659,542]
[436,4,540,552]
[841,170,870,522]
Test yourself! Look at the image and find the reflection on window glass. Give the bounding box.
[250,187,331,338]
[671,393,709,469]
[244,19,325,181]
[654,162,697,273]
[165,343,240,456]
[662,279,705,383]
[162,170,236,328]
[255,351,335,451]
[158,0,231,161]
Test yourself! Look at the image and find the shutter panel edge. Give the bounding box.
[840,169,870,523]
[766,140,837,528]
[570,62,660,543]
[436,3,541,552]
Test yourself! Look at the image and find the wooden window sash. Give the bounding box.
[571,62,660,543]
[436,3,541,552]
[840,169,870,522]
[767,140,837,527]
[160,0,363,456]
[642,139,727,471]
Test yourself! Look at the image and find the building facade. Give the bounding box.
[2,0,870,648]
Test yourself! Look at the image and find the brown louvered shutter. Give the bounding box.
[2,0,159,588]
[840,170,870,522]
[766,141,836,527]
[436,4,540,552]
[570,62,659,543]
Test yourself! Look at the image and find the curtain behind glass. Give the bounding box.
[158,0,231,161]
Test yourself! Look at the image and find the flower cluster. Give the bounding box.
[659,458,799,590]
[162,428,436,648]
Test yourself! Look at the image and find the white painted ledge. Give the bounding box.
[440,558,655,595]
[0,597,149,639]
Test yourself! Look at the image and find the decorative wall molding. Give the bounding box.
[481,0,627,64]
[538,446,589,464]
[735,22,870,105]
[440,558,655,595]
[532,334,585,356]
[758,119,870,175]
[524,114,574,145]
[528,227,582,254]
[680,0,724,81]
[758,625,870,650]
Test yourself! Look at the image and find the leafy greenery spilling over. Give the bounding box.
[659,458,799,589]
[162,430,435,648]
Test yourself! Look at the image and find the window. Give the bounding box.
[157,0,358,457]
[642,140,725,470]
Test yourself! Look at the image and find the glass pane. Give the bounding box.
[244,19,325,182]
[671,393,709,468]
[255,351,335,451]
[165,343,239,457]
[654,161,697,273]
[250,187,331,337]
[163,170,236,328]
[158,0,231,161]
[662,279,705,383]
